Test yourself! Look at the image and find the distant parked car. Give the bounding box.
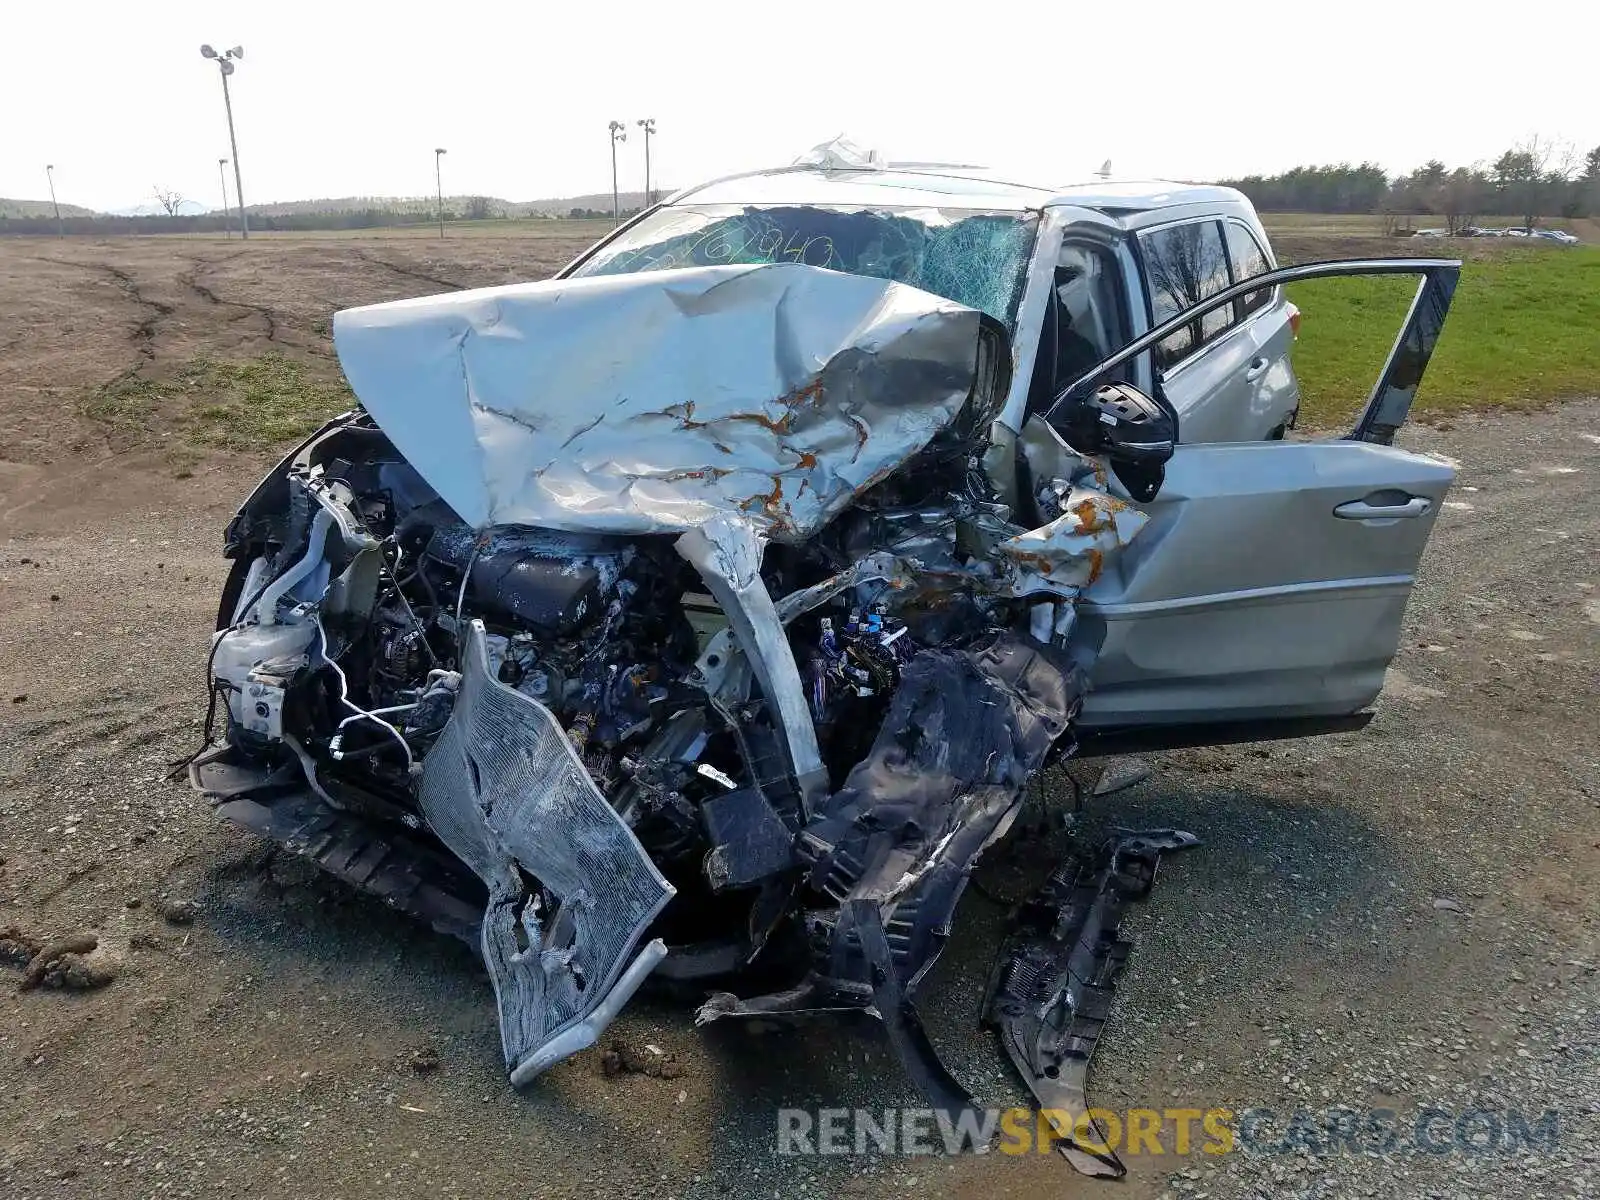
[1499,227,1580,245]
[1413,228,1448,238]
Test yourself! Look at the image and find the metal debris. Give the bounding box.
[985,828,1199,1177]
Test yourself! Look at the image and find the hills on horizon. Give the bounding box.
[0,198,100,219]
[235,190,665,217]
[0,189,669,221]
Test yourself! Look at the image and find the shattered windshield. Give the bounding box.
[569,204,1040,329]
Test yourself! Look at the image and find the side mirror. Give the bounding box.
[1050,381,1174,502]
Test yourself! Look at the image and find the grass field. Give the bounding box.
[82,355,356,470]
[1262,211,1600,241]
[1279,243,1600,426]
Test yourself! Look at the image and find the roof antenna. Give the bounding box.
[1096,159,1113,181]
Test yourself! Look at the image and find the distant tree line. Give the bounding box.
[1219,137,1600,233]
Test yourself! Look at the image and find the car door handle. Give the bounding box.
[1333,497,1432,520]
[1244,356,1270,382]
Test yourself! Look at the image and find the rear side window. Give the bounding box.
[1224,222,1273,318]
[1140,220,1232,369]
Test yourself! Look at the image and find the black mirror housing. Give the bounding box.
[1050,381,1174,502]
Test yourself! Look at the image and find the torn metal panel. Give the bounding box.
[1018,413,1108,495]
[675,513,828,808]
[417,621,675,1084]
[986,829,1198,1178]
[772,551,914,624]
[991,489,1148,597]
[333,263,982,541]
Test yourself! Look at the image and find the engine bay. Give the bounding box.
[203,411,1040,960]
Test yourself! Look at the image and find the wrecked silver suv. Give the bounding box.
[189,247,1459,1174]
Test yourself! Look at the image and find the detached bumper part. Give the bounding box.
[699,633,1087,1122]
[985,828,1199,1177]
[419,621,676,1085]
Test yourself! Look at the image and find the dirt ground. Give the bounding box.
[0,234,591,516]
[0,235,1596,1200]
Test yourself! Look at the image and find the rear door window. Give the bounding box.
[1224,222,1274,318]
[1140,220,1234,368]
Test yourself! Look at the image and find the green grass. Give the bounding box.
[1263,212,1600,240]
[1287,246,1600,426]
[82,354,355,457]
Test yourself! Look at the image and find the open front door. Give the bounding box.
[1075,438,1452,729]
[1051,257,1461,742]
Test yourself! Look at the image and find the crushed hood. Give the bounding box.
[333,263,984,541]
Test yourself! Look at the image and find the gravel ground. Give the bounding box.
[0,234,1594,1197]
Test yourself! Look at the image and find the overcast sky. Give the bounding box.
[4,0,1596,212]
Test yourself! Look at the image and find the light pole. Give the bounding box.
[636,118,656,208]
[200,45,248,239]
[45,164,62,237]
[434,148,447,239]
[609,121,627,225]
[217,158,231,238]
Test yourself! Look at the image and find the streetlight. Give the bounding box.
[45,164,62,237]
[217,158,231,239]
[199,44,248,239]
[636,118,657,208]
[608,121,628,226]
[434,148,447,239]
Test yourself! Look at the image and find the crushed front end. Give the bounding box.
[188,262,1172,1159]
